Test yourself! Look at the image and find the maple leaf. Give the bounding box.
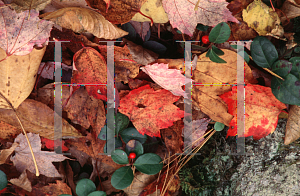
[0,1,53,56]
[10,133,69,177]
[118,84,185,137]
[140,63,193,98]
[162,0,239,36]
[219,84,286,140]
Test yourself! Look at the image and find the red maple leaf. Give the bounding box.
[118,84,185,137]
[219,84,286,140]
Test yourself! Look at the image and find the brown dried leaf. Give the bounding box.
[40,7,128,39]
[0,99,82,140]
[9,171,32,192]
[284,105,300,145]
[5,0,51,12]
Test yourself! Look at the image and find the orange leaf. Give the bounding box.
[119,84,185,137]
[220,84,286,140]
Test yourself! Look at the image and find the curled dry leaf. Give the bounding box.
[9,171,32,192]
[284,105,300,145]
[40,7,128,39]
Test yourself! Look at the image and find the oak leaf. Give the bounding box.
[118,84,185,137]
[219,84,287,140]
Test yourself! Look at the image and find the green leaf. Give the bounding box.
[133,153,163,175]
[0,170,7,190]
[271,60,292,78]
[211,45,224,56]
[58,195,72,196]
[209,22,231,44]
[104,137,123,154]
[196,24,209,31]
[271,74,300,105]
[125,140,144,157]
[250,36,278,68]
[294,47,300,54]
[207,48,227,63]
[237,51,250,63]
[120,127,147,144]
[111,149,129,165]
[289,57,300,79]
[230,44,238,49]
[115,112,130,136]
[214,122,225,131]
[76,179,96,196]
[111,166,134,190]
[87,191,107,196]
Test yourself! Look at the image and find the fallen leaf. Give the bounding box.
[242,0,284,37]
[141,63,193,98]
[44,0,90,10]
[41,137,69,152]
[131,0,169,23]
[0,121,22,141]
[0,99,82,140]
[183,118,210,148]
[227,0,254,16]
[192,49,257,126]
[124,38,158,65]
[98,44,142,83]
[0,1,53,56]
[284,105,300,145]
[281,0,300,22]
[9,171,32,192]
[118,84,185,137]
[63,86,106,136]
[160,120,183,154]
[5,0,51,12]
[40,7,128,39]
[0,47,46,109]
[162,0,239,36]
[38,180,72,195]
[0,143,18,164]
[219,84,287,140]
[10,133,70,177]
[71,47,107,101]
[85,0,148,24]
[37,62,71,80]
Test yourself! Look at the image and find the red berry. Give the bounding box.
[129,152,136,159]
[202,35,209,44]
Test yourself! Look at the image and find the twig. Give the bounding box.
[0,92,39,176]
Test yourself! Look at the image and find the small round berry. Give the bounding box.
[201,35,209,44]
[129,152,136,159]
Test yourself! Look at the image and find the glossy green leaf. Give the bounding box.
[111,149,129,165]
[209,22,230,44]
[111,166,134,190]
[76,179,96,196]
[115,112,130,136]
[87,191,107,196]
[133,153,163,175]
[271,74,300,105]
[211,45,224,56]
[196,24,209,31]
[250,36,278,68]
[214,122,225,131]
[237,51,250,63]
[207,48,227,63]
[289,57,300,79]
[294,47,300,54]
[271,60,292,78]
[0,170,7,190]
[125,140,144,157]
[120,127,147,144]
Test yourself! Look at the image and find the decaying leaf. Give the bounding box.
[40,7,128,39]
[0,99,82,140]
[10,133,70,177]
[0,1,53,56]
[284,105,300,145]
[242,0,284,37]
[9,171,32,192]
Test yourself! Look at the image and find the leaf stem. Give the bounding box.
[0,92,39,176]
